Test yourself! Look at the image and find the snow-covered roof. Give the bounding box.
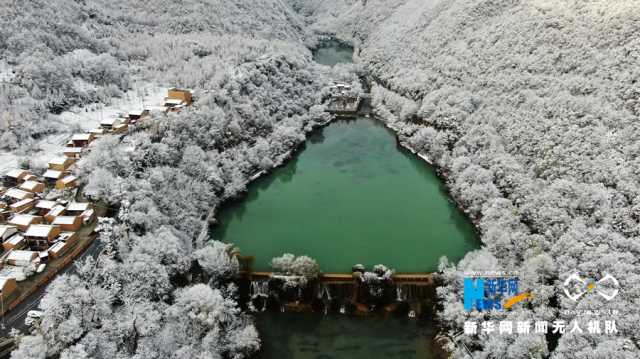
[49,241,65,254]
[5,169,27,179]
[4,188,33,200]
[0,225,17,238]
[7,250,37,262]
[165,98,184,105]
[63,147,83,154]
[43,169,63,179]
[10,198,34,209]
[46,205,65,217]
[48,157,69,166]
[90,128,105,135]
[0,276,14,290]
[67,202,90,212]
[5,234,23,246]
[20,180,42,191]
[9,215,38,226]
[60,175,77,184]
[100,118,122,126]
[72,133,92,141]
[36,200,57,210]
[52,216,78,225]
[129,110,145,116]
[25,224,57,238]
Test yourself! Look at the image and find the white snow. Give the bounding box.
[25,225,56,238]
[0,85,167,174]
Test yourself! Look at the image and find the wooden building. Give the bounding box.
[0,277,17,302]
[52,216,82,232]
[48,241,70,259]
[8,215,43,231]
[44,205,66,223]
[6,250,38,267]
[3,169,30,187]
[0,225,17,241]
[56,175,78,190]
[19,180,45,194]
[3,188,34,203]
[63,147,84,159]
[35,200,57,216]
[66,202,95,224]
[2,234,25,252]
[127,109,150,123]
[56,231,78,246]
[48,157,75,171]
[166,88,193,105]
[24,225,61,250]
[70,133,95,148]
[42,169,65,186]
[10,198,35,214]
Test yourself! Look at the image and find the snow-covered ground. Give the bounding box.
[0,85,167,174]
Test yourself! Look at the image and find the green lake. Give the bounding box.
[213,117,478,272]
[254,312,440,359]
[213,42,479,359]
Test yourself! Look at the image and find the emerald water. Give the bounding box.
[312,40,354,66]
[255,312,441,359]
[213,118,477,272]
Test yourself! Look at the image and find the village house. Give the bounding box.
[56,175,78,190]
[3,233,25,252]
[164,88,194,112]
[22,174,38,182]
[10,198,35,214]
[35,200,57,216]
[0,276,17,302]
[127,109,150,123]
[90,128,106,137]
[66,202,96,224]
[3,188,34,204]
[100,118,129,134]
[44,205,66,223]
[166,88,193,104]
[48,157,75,172]
[42,169,65,186]
[8,214,43,231]
[19,180,45,194]
[6,250,38,267]
[57,231,78,245]
[70,133,95,148]
[24,224,61,251]
[48,241,69,259]
[52,216,83,232]
[3,169,31,187]
[0,225,17,241]
[63,147,84,159]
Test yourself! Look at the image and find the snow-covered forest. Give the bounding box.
[4,0,640,358]
[4,1,333,358]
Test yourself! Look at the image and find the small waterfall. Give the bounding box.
[318,283,332,301]
[396,285,407,302]
[408,310,416,318]
[339,305,346,314]
[249,280,269,312]
[250,281,269,298]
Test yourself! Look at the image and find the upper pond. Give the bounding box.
[213,117,478,272]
